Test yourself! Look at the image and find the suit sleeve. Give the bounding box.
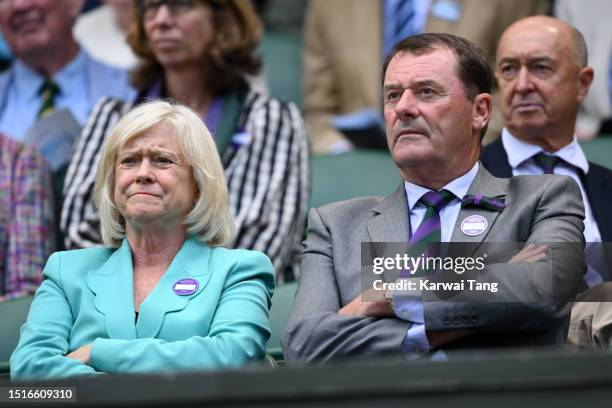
[283,208,411,362]
[10,253,103,380]
[88,252,274,374]
[423,176,586,332]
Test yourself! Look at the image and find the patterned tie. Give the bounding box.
[462,195,506,212]
[37,78,60,118]
[403,190,455,277]
[394,0,416,45]
[532,152,562,174]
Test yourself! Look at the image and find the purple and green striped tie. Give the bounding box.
[532,152,562,174]
[410,189,456,246]
[403,190,455,277]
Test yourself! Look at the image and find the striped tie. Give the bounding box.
[37,78,60,118]
[394,0,416,45]
[532,152,562,174]
[403,190,455,277]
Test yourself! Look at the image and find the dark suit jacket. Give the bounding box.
[481,138,612,280]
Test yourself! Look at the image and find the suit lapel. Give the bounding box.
[136,238,213,339]
[582,164,612,242]
[581,164,612,277]
[366,185,410,245]
[480,137,513,178]
[450,165,507,253]
[87,240,137,340]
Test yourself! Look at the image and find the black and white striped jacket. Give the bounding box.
[61,91,309,282]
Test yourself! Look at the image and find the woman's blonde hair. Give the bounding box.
[94,100,234,248]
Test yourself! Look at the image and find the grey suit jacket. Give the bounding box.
[284,166,586,362]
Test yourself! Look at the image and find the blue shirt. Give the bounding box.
[501,129,604,286]
[0,50,135,141]
[395,162,479,357]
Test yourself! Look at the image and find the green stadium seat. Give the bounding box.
[259,31,303,109]
[580,138,612,169]
[267,282,298,362]
[310,149,401,209]
[0,296,33,374]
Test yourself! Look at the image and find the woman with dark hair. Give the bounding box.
[61,0,308,281]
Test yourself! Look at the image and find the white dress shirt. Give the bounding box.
[501,129,604,286]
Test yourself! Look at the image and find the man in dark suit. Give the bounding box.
[481,16,612,349]
[284,33,586,362]
[481,16,612,287]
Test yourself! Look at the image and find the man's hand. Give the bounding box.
[509,243,549,263]
[338,289,394,317]
[66,343,93,364]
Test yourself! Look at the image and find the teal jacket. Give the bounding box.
[10,238,274,379]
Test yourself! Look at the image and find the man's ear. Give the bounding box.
[576,66,594,103]
[473,93,493,133]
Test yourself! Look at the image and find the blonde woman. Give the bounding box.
[11,101,274,380]
[62,0,309,282]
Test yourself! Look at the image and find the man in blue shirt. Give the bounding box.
[0,0,135,250]
[0,0,135,141]
[284,33,586,362]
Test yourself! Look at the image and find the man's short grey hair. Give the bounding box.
[94,100,234,248]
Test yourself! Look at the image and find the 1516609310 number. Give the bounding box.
[1,387,76,403]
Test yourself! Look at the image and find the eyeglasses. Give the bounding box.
[140,0,198,20]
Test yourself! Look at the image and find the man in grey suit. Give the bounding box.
[284,33,586,362]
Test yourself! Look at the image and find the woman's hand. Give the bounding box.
[66,343,93,365]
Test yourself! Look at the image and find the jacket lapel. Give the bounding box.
[582,164,612,242]
[480,137,514,178]
[366,184,410,246]
[136,238,213,339]
[87,240,137,340]
[450,165,507,253]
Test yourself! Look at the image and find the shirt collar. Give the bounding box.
[13,58,44,101]
[13,49,87,101]
[404,162,479,211]
[54,49,87,96]
[501,128,589,174]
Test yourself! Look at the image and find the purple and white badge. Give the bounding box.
[461,215,488,236]
[172,278,199,296]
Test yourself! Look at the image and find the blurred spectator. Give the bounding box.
[62,0,309,282]
[74,0,139,69]
[303,0,547,154]
[0,0,136,250]
[555,0,612,139]
[481,16,612,288]
[0,0,135,142]
[0,133,54,302]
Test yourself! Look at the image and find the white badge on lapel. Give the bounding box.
[461,215,488,236]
